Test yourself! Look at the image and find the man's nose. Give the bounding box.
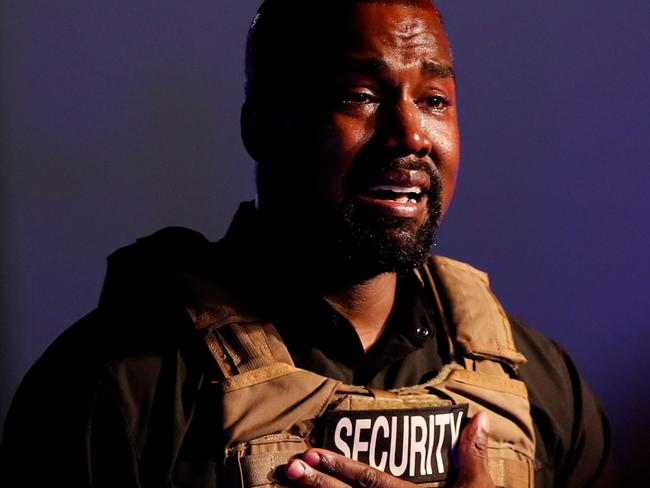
[377,99,432,159]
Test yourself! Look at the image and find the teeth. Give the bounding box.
[393,196,418,204]
[368,185,421,194]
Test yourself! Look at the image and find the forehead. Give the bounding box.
[330,3,451,66]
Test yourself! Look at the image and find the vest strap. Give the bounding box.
[488,456,534,488]
[205,322,294,378]
[446,368,529,398]
[426,256,527,366]
[237,450,304,487]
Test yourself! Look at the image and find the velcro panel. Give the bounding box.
[488,456,534,488]
[447,369,528,398]
[220,363,296,393]
[239,450,304,487]
[205,322,295,379]
[214,323,278,374]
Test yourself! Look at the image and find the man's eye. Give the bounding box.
[425,95,450,112]
[341,91,377,105]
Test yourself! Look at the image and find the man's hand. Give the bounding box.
[284,412,496,488]
[453,412,496,488]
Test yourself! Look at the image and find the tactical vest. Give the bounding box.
[181,256,536,488]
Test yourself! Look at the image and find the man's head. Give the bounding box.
[242,0,460,277]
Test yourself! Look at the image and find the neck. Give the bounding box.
[255,206,399,350]
[323,272,397,351]
[260,242,399,351]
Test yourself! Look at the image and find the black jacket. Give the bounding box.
[0,203,614,487]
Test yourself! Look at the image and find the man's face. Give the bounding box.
[257,3,460,273]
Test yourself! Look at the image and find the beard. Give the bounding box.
[256,155,443,281]
[328,158,443,276]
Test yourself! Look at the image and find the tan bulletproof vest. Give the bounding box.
[181,256,536,488]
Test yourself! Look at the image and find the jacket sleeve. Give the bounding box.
[0,312,104,487]
[0,364,92,486]
[509,315,616,487]
[553,344,615,487]
[88,376,143,488]
[0,309,156,488]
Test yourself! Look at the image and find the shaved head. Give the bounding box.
[244,0,444,100]
[351,0,438,11]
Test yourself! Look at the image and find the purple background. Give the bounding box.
[2,0,649,481]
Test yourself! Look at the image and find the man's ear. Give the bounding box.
[241,97,267,163]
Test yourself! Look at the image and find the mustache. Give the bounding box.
[353,156,435,173]
[343,156,441,195]
[378,157,435,173]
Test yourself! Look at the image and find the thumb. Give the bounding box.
[454,412,495,487]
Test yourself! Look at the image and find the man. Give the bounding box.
[1,1,613,487]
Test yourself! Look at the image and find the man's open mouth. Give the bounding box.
[349,169,431,218]
[363,184,423,204]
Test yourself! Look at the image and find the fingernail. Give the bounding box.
[285,460,306,480]
[477,412,489,435]
[303,451,321,467]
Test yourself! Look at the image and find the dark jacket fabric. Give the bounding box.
[0,203,614,487]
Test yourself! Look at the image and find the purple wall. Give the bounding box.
[2,0,649,481]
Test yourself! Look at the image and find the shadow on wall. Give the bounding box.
[0,0,256,438]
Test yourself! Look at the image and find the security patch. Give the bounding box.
[323,404,469,484]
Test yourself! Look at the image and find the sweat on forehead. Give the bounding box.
[245,0,443,99]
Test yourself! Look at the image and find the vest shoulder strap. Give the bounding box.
[180,272,294,377]
[420,255,527,366]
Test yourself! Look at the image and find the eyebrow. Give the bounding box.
[334,58,388,77]
[332,57,455,79]
[421,60,455,79]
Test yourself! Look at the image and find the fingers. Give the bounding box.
[454,412,495,488]
[284,449,413,488]
[285,455,349,488]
